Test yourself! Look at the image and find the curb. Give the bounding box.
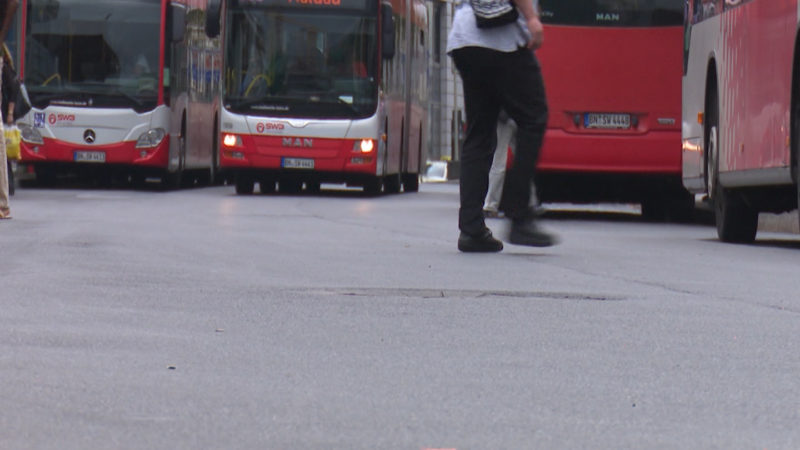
[759,211,800,234]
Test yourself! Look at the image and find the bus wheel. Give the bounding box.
[363,176,382,195]
[708,108,757,242]
[305,180,321,194]
[162,169,183,190]
[384,174,401,193]
[131,172,147,190]
[162,133,186,190]
[197,170,212,186]
[278,178,302,194]
[402,125,422,193]
[259,177,276,194]
[714,184,758,243]
[640,198,667,222]
[35,164,57,187]
[402,173,419,193]
[235,175,255,195]
[209,119,220,186]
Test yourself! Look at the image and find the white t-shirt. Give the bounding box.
[446,0,538,54]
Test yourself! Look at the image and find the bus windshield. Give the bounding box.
[539,0,683,27]
[223,5,378,119]
[24,0,162,111]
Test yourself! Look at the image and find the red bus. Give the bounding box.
[204,0,428,195]
[682,0,799,243]
[16,0,221,188]
[534,0,689,219]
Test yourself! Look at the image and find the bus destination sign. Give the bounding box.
[237,0,370,9]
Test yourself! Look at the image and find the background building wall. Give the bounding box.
[427,0,463,167]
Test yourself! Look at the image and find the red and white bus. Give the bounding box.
[682,0,800,242]
[204,0,428,195]
[534,0,690,219]
[17,0,221,188]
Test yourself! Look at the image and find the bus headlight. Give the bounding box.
[222,133,242,148]
[354,139,374,153]
[18,123,44,145]
[135,128,166,148]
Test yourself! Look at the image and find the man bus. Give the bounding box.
[16,0,221,188]
[533,0,690,220]
[205,0,428,195]
[682,0,800,243]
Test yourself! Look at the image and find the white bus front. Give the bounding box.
[18,0,176,183]
[213,0,399,194]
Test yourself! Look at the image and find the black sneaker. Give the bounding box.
[508,219,558,247]
[458,229,503,253]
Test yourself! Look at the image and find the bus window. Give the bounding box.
[224,5,378,118]
[24,0,161,111]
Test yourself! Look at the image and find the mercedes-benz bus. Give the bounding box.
[17,0,222,188]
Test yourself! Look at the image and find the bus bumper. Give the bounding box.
[219,135,378,180]
[20,138,170,168]
[534,129,684,202]
[538,129,681,174]
[681,137,705,193]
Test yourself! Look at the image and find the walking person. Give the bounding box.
[448,0,557,252]
[482,111,515,218]
[483,111,541,219]
[0,0,19,220]
[2,44,17,196]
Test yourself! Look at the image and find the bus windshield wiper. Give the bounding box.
[228,94,363,117]
[74,85,145,107]
[230,95,296,110]
[29,86,145,107]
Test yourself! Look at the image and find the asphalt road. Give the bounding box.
[2,182,800,449]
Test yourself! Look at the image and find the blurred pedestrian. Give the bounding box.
[0,0,19,220]
[447,0,557,252]
[2,45,15,124]
[483,111,541,219]
[483,110,515,218]
[1,44,17,197]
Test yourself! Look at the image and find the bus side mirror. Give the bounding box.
[381,4,395,60]
[170,4,187,42]
[206,0,222,38]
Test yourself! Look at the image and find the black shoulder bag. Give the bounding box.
[4,63,31,120]
[470,0,519,29]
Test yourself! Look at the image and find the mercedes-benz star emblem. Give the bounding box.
[83,129,96,144]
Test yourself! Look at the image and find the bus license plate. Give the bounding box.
[585,113,631,129]
[74,151,106,163]
[282,157,314,169]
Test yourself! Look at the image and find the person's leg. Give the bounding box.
[484,120,512,215]
[497,50,555,246]
[452,47,502,236]
[0,119,9,218]
[497,49,548,221]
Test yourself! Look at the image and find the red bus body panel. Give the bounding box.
[719,1,795,173]
[537,25,683,175]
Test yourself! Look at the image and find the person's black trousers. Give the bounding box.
[452,46,548,236]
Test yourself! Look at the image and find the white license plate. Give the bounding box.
[585,113,631,129]
[282,157,314,169]
[74,151,106,163]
